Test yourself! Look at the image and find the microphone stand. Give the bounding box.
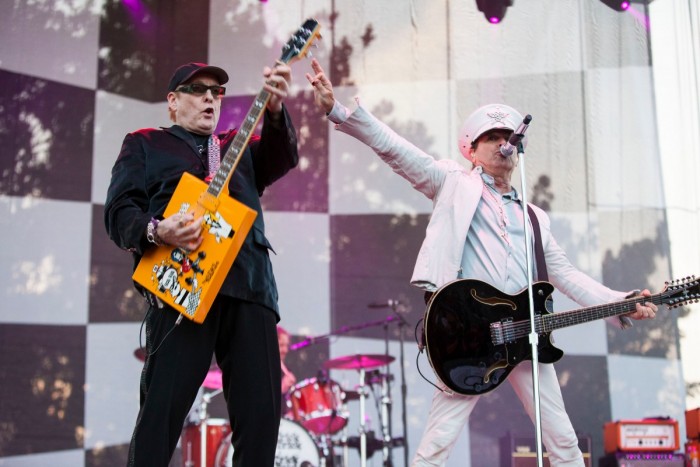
[385,302,409,467]
[392,303,409,467]
[516,139,545,467]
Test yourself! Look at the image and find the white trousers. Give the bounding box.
[412,362,584,467]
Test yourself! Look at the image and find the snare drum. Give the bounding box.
[288,377,348,434]
[181,418,231,467]
[215,417,321,466]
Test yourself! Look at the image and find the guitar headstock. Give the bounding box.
[662,275,700,308]
[279,19,321,65]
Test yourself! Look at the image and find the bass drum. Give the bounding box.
[215,417,321,466]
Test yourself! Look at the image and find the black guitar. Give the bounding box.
[423,277,699,396]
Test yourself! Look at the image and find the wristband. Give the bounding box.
[146,218,162,246]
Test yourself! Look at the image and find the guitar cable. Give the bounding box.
[137,307,184,361]
[413,317,445,393]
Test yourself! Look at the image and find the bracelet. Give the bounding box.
[146,218,163,246]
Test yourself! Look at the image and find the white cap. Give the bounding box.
[458,103,527,159]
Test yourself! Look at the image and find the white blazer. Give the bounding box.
[333,103,631,328]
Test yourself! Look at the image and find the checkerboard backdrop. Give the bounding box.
[0,0,690,465]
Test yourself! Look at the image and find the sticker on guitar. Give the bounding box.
[148,202,231,315]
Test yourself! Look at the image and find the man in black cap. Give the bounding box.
[105,61,299,466]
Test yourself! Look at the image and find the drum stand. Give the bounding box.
[185,388,222,467]
[379,370,393,466]
[358,368,369,467]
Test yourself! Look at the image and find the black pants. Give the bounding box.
[128,296,282,466]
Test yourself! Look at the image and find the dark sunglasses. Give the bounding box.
[175,83,226,98]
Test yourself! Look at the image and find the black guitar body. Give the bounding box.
[424,279,562,396]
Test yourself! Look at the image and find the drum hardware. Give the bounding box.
[288,310,409,466]
[181,384,225,467]
[217,418,321,467]
[340,433,405,457]
[323,355,396,467]
[372,299,410,467]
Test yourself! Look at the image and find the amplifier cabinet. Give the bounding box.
[503,433,591,467]
[687,408,700,440]
[604,419,680,453]
[599,452,685,466]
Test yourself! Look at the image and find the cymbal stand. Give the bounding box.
[390,302,409,467]
[316,434,332,467]
[340,425,349,467]
[200,388,222,467]
[183,387,222,467]
[380,368,393,466]
[381,321,394,467]
[358,368,368,467]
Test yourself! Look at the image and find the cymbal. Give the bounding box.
[324,354,395,370]
[202,368,223,390]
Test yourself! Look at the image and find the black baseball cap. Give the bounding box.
[167,62,229,92]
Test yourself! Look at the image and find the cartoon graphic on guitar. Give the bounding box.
[132,19,321,323]
[423,276,699,395]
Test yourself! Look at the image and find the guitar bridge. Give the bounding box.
[490,319,514,345]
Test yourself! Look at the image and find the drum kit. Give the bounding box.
[170,352,401,467]
[134,302,409,467]
[287,352,401,467]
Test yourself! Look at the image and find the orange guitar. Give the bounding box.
[132,19,321,323]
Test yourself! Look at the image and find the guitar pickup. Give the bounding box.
[490,319,514,345]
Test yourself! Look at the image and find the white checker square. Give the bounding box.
[608,355,686,431]
[0,2,100,90]
[266,212,330,335]
[92,91,170,205]
[0,449,85,467]
[328,82,450,215]
[84,322,142,450]
[0,196,91,325]
[584,67,664,211]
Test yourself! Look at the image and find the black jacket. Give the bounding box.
[104,107,299,316]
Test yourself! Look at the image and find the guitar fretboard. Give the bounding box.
[538,294,665,333]
[206,88,272,197]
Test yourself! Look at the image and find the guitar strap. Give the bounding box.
[527,205,554,312]
[527,206,548,281]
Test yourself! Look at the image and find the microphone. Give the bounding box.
[289,337,313,350]
[499,114,532,157]
[367,299,402,309]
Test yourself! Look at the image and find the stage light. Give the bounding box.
[599,0,631,11]
[475,0,514,24]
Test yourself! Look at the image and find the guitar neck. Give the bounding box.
[200,18,320,200]
[206,88,272,197]
[538,293,664,333]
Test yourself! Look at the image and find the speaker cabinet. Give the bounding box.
[599,452,685,466]
[687,408,700,440]
[502,433,592,467]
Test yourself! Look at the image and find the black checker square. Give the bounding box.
[0,324,86,456]
[0,69,94,202]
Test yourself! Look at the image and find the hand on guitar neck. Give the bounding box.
[155,212,204,252]
[624,289,658,321]
[263,62,292,116]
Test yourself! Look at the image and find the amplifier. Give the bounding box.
[687,408,700,440]
[604,419,680,453]
[599,452,685,466]
[503,433,591,467]
[687,439,700,467]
